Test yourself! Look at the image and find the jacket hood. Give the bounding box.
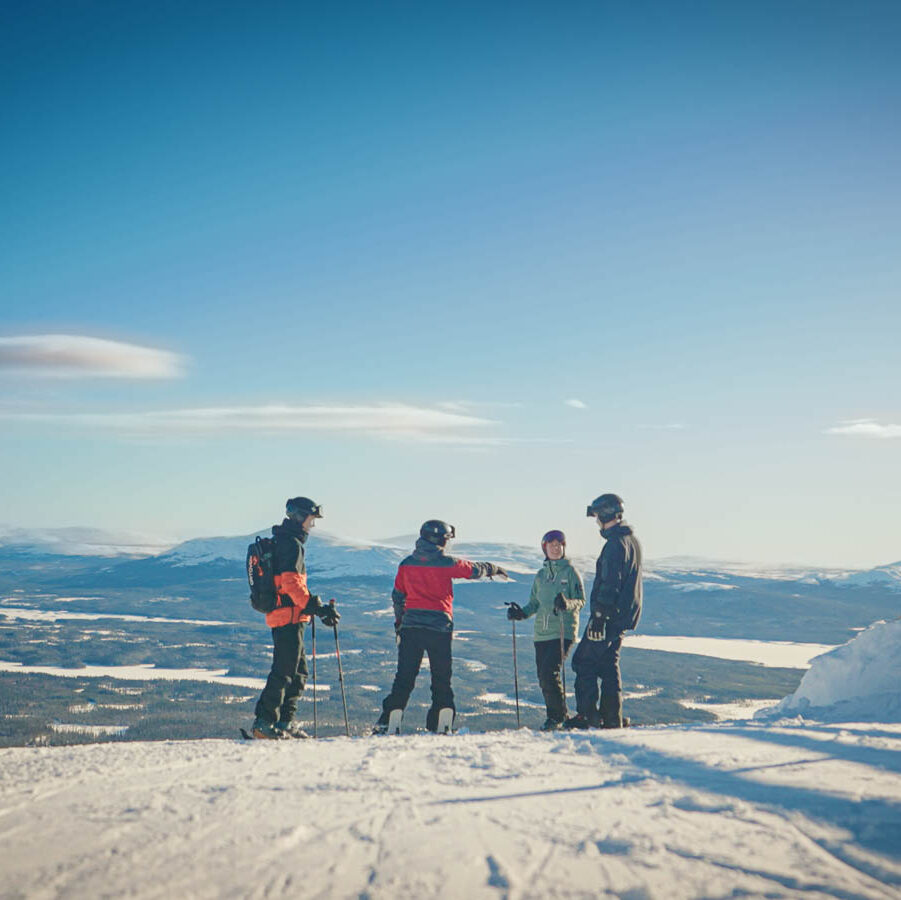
[412,536,447,559]
[273,518,309,544]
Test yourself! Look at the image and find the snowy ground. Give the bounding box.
[1,722,898,900]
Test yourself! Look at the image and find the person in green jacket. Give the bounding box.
[507,529,585,730]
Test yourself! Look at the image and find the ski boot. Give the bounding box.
[252,717,287,740]
[600,694,626,729]
[277,719,310,739]
[562,714,591,730]
[540,717,564,732]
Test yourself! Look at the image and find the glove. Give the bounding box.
[553,592,573,613]
[394,619,402,635]
[305,594,325,615]
[595,603,616,621]
[586,612,606,641]
[489,564,509,579]
[319,601,340,628]
[506,602,527,621]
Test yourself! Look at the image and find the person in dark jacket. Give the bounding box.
[565,493,642,730]
[251,496,340,739]
[506,529,585,730]
[374,520,508,733]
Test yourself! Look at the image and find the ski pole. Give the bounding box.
[559,611,567,704]
[311,616,317,739]
[329,599,350,737]
[504,602,521,728]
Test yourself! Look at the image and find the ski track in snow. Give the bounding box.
[1,724,899,899]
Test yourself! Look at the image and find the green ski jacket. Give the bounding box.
[521,557,585,642]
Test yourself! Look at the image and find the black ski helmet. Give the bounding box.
[286,496,323,523]
[586,493,624,522]
[419,519,456,545]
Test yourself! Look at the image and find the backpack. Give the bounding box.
[246,536,278,613]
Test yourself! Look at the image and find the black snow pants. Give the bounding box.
[534,638,573,723]
[255,622,308,724]
[571,626,624,726]
[379,626,454,731]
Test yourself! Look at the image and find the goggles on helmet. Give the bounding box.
[287,497,323,519]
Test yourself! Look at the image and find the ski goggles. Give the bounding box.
[541,530,566,544]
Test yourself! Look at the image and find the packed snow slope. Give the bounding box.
[1,723,899,899]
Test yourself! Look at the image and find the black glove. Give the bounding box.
[506,602,527,621]
[489,564,509,579]
[319,601,340,628]
[305,594,325,616]
[553,592,573,613]
[595,603,616,621]
[394,619,402,635]
[586,612,606,641]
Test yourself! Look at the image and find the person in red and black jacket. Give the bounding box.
[251,496,340,739]
[374,520,508,733]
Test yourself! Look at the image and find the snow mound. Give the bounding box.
[758,619,901,722]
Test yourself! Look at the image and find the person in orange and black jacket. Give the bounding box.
[373,520,508,734]
[251,496,339,739]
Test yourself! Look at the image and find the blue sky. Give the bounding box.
[1,1,899,567]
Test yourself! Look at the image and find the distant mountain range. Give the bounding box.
[1,525,899,590]
[0,526,172,558]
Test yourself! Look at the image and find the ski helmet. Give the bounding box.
[419,519,456,545]
[541,529,566,558]
[286,496,323,523]
[586,493,624,522]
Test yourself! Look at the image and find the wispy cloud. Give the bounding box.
[564,399,588,409]
[0,335,186,379]
[438,400,525,412]
[0,404,495,440]
[825,419,901,439]
[637,423,687,431]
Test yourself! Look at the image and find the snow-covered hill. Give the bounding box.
[828,561,901,591]
[0,525,172,557]
[1,723,898,898]
[158,530,408,577]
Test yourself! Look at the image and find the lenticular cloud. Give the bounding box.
[0,335,185,378]
[825,419,901,439]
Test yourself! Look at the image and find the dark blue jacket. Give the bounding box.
[590,523,642,632]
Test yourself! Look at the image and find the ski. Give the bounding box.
[388,708,403,735]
